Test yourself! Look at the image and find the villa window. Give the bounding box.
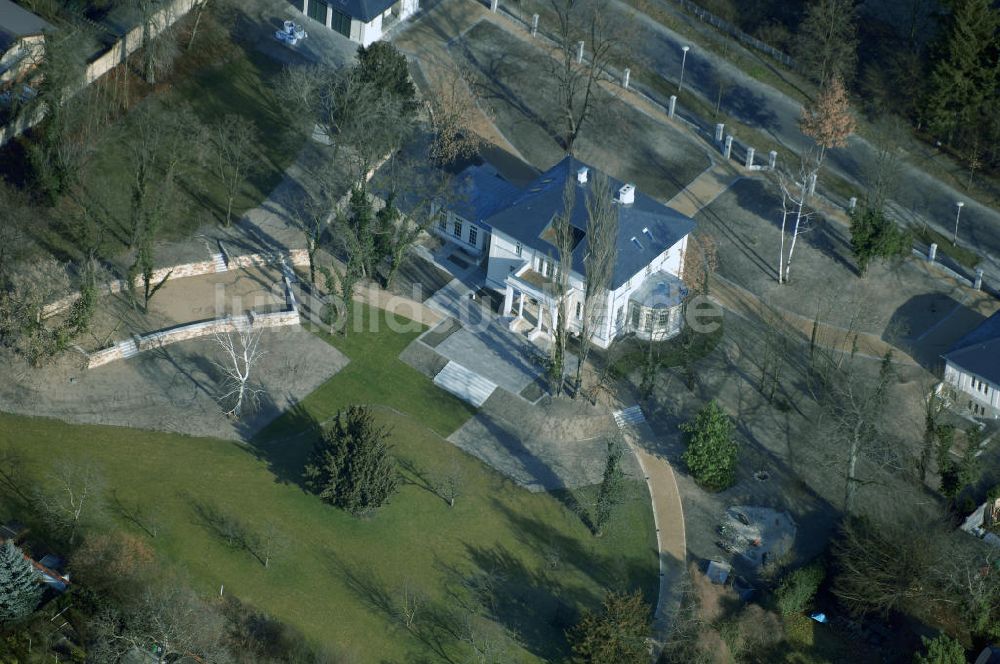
[576,301,582,319]
[438,216,447,231]
[646,264,652,275]
[626,277,632,289]
[453,219,462,237]
[515,241,522,257]
[615,306,624,327]
[468,226,478,246]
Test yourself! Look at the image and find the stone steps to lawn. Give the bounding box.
[433,360,497,408]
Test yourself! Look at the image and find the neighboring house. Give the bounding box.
[0,520,70,592]
[435,156,695,348]
[0,0,51,90]
[943,310,1000,419]
[295,0,418,46]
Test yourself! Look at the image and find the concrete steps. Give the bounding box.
[434,360,496,408]
[613,405,646,428]
[212,253,227,273]
[119,338,139,360]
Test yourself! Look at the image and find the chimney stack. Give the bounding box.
[576,166,589,184]
[617,183,635,205]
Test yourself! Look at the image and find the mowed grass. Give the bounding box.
[0,306,657,662]
[73,44,303,257]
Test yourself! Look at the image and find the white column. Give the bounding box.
[745,147,755,169]
[723,135,733,159]
[518,292,525,317]
[668,95,676,118]
[302,0,309,17]
[325,3,333,28]
[550,302,558,331]
[503,285,514,315]
[531,13,538,36]
[533,301,544,332]
[622,67,630,89]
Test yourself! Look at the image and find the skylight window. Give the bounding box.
[631,236,643,250]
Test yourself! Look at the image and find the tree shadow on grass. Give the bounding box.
[244,400,321,490]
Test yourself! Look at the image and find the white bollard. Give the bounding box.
[715,123,724,142]
[723,135,733,159]
[807,172,817,195]
[848,196,857,212]
[768,150,777,170]
[531,13,538,36]
[622,67,630,89]
[490,0,498,11]
[745,147,755,169]
[668,95,676,118]
[576,40,584,64]
[928,243,937,262]
[975,268,984,291]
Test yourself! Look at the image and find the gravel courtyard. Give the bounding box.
[0,327,348,441]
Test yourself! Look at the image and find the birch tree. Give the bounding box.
[213,325,267,419]
[775,159,817,285]
[794,0,859,85]
[574,173,617,397]
[33,460,105,545]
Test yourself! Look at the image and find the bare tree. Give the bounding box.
[860,114,904,215]
[397,578,426,630]
[435,458,465,508]
[775,155,818,285]
[213,325,267,419]
[573,172,617,396]
[546,0,622,153]
[551,179,576,396]
[33,459,105,545]
[680,232,719,296]
[426,65,489,165]
[213,114,258,226]
[794,0,859,85]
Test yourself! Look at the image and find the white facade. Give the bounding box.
[944,362,1000,419]
[432,210,488,254]
[300,0,418,46]
[475,224,688,349]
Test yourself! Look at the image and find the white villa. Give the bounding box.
[296,0,418,46]
[434,156,695,349]
[943,310,1000,419]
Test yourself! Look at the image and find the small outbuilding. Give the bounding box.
[0,0,51,90]
[295,0,419,46]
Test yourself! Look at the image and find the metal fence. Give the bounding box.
[667,0,795,69]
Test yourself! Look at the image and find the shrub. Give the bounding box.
[775,562,825,616]
[913,633,966,664]
[681,401,738,491]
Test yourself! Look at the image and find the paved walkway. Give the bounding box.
[666,161,742,217]
[614,410,686,659]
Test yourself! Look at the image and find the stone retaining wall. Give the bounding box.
[42,249,311,319]
[87,310,300,369]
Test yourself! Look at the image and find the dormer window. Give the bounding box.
[631,237,643,250]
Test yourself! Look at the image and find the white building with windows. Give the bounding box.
[296,0,418,46]
[942,310,1000,419]
[433,156,695,348]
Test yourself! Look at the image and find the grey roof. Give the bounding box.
[943,310,1000,385]
[451,163,523,224]
[320,0,395,23]
[0,0,51,52]
[481,156,695,289]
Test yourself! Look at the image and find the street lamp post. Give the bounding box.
[678,45,690,94]
[953,201,965,245]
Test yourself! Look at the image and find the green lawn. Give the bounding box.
[0,306,657,662]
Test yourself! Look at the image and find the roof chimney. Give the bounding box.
[576,166,589,184]
[617,183,635,205]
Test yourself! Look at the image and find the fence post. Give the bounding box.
[928,243,937,262]
[723,134,733,159]
[490,0,498,11]
[715,123,724,142]
[975,268,984,291]
[531,13,538,36]
[745,147,755,170]
[576,40,584,63]
[622,67,630,89]
[807,172,817,195]
[668,95,676,118]
[848,196,857,213]
[768,150,777,170]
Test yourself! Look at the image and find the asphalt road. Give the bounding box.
[613,0,1000,285]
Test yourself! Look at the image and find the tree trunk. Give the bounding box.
[783,191,807,283]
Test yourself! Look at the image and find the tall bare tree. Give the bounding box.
[550,179,576,396]
[213,114,258,226]
[794,0,859,85]
[574,172,618,396]
[547,0,621,153]
[33,459,105,545]
[775,156,818,285]
[213,325,266,419]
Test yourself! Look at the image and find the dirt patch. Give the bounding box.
[0,326,347,441]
